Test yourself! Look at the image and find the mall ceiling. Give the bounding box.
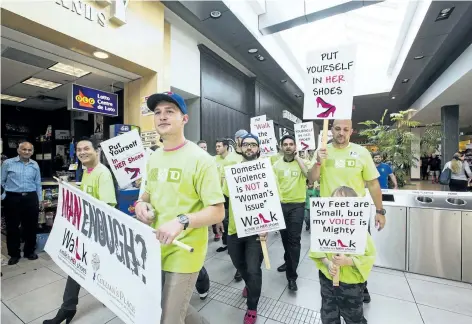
[1,46,124,110]
[163,0,472,129]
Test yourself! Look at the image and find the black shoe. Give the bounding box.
[25,253,38,260]
[43,308,76,324]
[234,270,242,282]
[363,287,371,303]
[277,264,286,272]
[8,257,20,265]
[216,246,228,253]
[305,224,310,231]
[288,280,298,291]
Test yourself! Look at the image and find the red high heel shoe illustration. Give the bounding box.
[316,97,334,109]
[317,106,336,118]
[337,239,348,248]
[75,238,81,260]
[258,213,271,224]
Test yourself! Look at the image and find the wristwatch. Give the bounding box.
[376,209,387,215]
[177,214,190,230]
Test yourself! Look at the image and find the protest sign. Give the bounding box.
[45,181,161,324]
[310,197,370,254]
[303,44,356,120]
[225,159,285,237]
[318,130,333,149]
[250,120,277,157]
[294,122,316,151]
[101,129,146,188]
[250,115,266,128]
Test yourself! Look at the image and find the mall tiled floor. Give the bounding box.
[2,229,472,324]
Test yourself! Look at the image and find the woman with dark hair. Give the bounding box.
[442,152,471,192]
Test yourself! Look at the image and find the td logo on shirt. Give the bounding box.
[149,168,182,183]
[333,159,356,168]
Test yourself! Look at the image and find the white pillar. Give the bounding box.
[411,128,421,180]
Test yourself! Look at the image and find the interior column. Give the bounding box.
[441,105,459,168]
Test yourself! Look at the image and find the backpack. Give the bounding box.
[439,167,451,185]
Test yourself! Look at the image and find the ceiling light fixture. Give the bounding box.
[402,78,410,83]
[436,7,454,21]
[22,77,62,90]
[248,48,258,54]
[1,94,27,102]
[48,62,90,78]
[255,54,265,61]
[281,80,287,83]
[414,55,424,60]
[391,96,396,100]
[210,10,222,19]
[93,51,109,59]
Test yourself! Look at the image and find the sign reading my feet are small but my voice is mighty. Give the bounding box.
[303,44,356,120]
[225,159,285,237]
[310,197,371,255]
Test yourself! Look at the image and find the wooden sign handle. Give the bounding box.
[322,119,329,149]
[260,240,271,270]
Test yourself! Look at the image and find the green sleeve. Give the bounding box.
[145,159,152,195]
[222,178,229,197]
[98,171,117,207]
[195,159,225,207]
[351,234,376,282]
[362,150,380,182]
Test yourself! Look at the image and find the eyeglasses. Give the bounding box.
[242,143,258,148]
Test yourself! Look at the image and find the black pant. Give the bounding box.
[449,179,468,192]
[222,209,229,245]
[421,167,429,180]
[4,192,39,258]
[62,276,81,310]
[227,234,263,310]
[195,266,210,294]
[280,203,304,281]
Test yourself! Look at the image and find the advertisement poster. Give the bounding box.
[224,160,285,237]
[45,182,161,324]
[294,122,316,151]
[250,120,277,157]
[101,130,146,188]
[303,44,356,120]
[310,197,370,254]
[140,95,153,116]
[141,130,159,149]
[69,84,118,117]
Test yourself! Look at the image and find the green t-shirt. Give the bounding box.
[215,153,239,188]
[145,141,225,273]
[270,154,282,165]
[80,164,117,206]
[320,143,379,198]
[305,188,319,210]
[273,158,308,203]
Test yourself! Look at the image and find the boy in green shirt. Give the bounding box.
[44,138,117,324]
[304,180,320,231]
[310,186,375,324]
[135,92,225,324]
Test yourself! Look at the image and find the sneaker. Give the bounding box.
[234,270,243,282]
[363,287,371,303]
[216,246,228,253]
[244,310,257,324]
[199,292,208,300]
[242,287,248,298]
[214,234,221,242]
[25,253,38,261]
[8,257,20,265]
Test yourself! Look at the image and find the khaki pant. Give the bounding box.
[161,271,210,324]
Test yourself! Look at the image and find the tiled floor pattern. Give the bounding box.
[3,230,472,324]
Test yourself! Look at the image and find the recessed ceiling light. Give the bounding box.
[414,55,424,60]
[436,7,454,21]
[281,80,287,83]
[22,77,62,89]
[391,96,396,100]
[255,54,265,61]
[248,48,258,54]
[1,94,27,102]
[210,11,222,19]
[48,62,90,78]
[93,51,109,59]
[402,78,410,83]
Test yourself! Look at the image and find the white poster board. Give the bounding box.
[45,182,161,324]
[303,44,356,120]
[310,197,370,254]
[251,120,277,157]
[294,122,316,151]
[101,129,146,188]
[225,160,285,237]
[318,130,333,149]
[250,115,266,128]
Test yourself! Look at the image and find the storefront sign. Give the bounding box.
[310,197,370,254]
[283,110,302,124]
[55,130,71,140]
[251,121,277,157]
[45,181,161,324]
[304,44,356,120]
[294,122,316,151]
[224,160,285,238]
[55,0,129,27]
[69,84,118,117]
[101,130,146,188]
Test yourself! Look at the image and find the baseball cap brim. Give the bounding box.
[146,93,183,113]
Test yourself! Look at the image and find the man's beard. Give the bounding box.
[242,152,257,161]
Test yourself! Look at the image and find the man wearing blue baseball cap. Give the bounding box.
[135,91,225,324]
